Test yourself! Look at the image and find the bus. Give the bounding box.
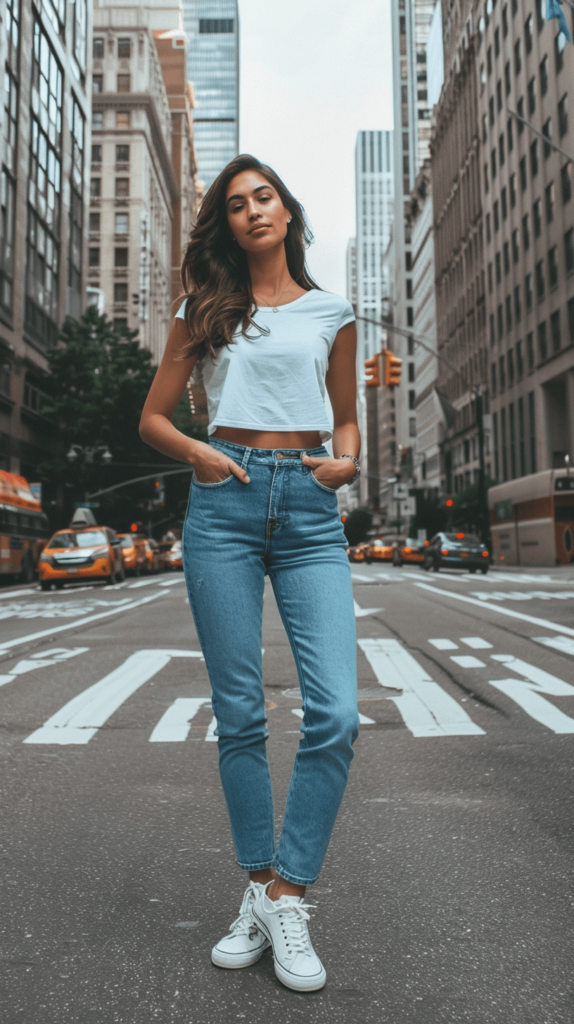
[488,468,574,566]
[0,471,50,582]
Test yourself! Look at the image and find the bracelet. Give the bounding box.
[339,454,361,482]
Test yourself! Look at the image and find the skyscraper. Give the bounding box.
[182,0,239,190]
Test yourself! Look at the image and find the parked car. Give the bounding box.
[423,532,489,574]
[364,537,397,564]
[164,539,183,571]
[346,542,369,563]
[117,533,148,576]
[143,538,162,574]
[393,538,426,567]
[38,526,125,590]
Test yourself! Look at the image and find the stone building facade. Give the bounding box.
[0,0,91,476]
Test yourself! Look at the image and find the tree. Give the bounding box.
[451,476,497,535]
[38,307,206,531]
[343,508,372,546]
[410,492,448,540]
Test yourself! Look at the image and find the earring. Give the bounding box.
[287,217,292,224]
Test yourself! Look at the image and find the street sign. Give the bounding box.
[403,496,416,516]
[393,483,409,500]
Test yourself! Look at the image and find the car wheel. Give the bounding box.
[481,567,488,574]
[40,581,51,592]
[20,553,35,584]
[469,567,477,574]
[432,559,440,572]
[365,557,372,564]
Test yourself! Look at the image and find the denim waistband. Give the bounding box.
[209,437,328,466]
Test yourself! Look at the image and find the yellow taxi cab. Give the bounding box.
[397,538,426,566]
[364,537,396,563]
[117,533,148,576]
[346,542,368,563]
[38,524,124,590]
[143,538,162,574]
[164,539,183,571]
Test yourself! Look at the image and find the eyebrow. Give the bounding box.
[226,184,273,205]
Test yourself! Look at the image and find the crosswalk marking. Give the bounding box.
[353,599,383,618]
[414,582,574,637]
[0,647,88,688]
[429,639,458,650]
[291,707,375,727]
[24,649,204,745]
[488,655,574,734]
[149,698,211,742]
[451,655,487,668]
[460,637,493,649]
[351,572,372,582]
[358,638,485,738]
[534,635,574,657]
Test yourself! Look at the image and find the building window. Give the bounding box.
[115,178,129,197]
[487,45,493,75]
[504,241,510,275]
[506,294,512,332]
[551,309,561,351]
[499,133,505,167]
[114,282,128,303]
[90,178,101,198]
[530,140,539,178]
[89,212,100,233]
[565,227,574,274]
[484,163,489,193]
[535,260,545,300]
[555,31,565,74]
[527,331,535,369]
[114,247,128,267]
[543,118,553,159]
[562,163,572,204]
[117,75,131,93]
[512,229,519,263]
[43,0,65,35]
[406,307,413,327]
[408,390,415,410]
[538,320,547,360]
[498,303,504,340]
[528,392,537,473]
[516,339,524,377]
[118,38,131,58]
[409,417,416,438]
[523,213,530,250]
[491,148,497,180]
[525,14,533,53]
[517,96,525,133]
[496,251,502,283]
[507,348,515,386]
[486,213,492,242]
[93,112,103,130]
[495,27,501,57]
[528,76,536,115]
[545,182,555,223]
[116,112,130,129]
[507,117,514,153]
[92,75,103,94]
[525,273,533,310]
[510,173,517,207]
[68,98,85,300]
[482,114,488,143]
[408,362,415,383]
[558,94,570,141]
[514,39,522,74]
[73,0,87,72]
[491,362,497,396]
[533,198,542,237]
[488,262,493,292]
[93,37,104,58]
[497,79,503,113]
[116,144,130,163]
[548,245,559,288]
[88,248,99,267]
[518,396,526,476]
[489,96,495,126]
[569,297,574,341]
[115,213,128,234]
[520,155,527,190]
[514,284,521,322]
[91,144,101,164]
[493,411,499,480]
[540,56,548,97]
[199,18,235,32]
[499,354,506,392]
[501,186,508,220]
[490,313,496,345]
[494,200,500,232]
[503,4,509,35]
[505,61,511,96]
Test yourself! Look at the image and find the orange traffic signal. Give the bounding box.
[364,354,381,387]
[446,499,453,507]
[382,349,402,387]
[131,522,139,532]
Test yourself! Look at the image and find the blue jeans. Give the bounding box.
[182,439,359,885]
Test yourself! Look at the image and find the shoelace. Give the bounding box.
[228,883,261,939]
[267,900,316,956]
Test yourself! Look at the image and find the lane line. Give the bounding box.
[149,698,211,742]
[351,573,373,582]
[461,637,493,649]
[24,648,204,745]
[450,655,487,668]
[414,582,574,637]
[0,591,168,653]
[354,599,383,618]
[534,635,574,657]
[358,638,485,738]
[487,654,574,734]
[0,647,88,688]
[429,639,458,650]
[291,706,375,727]
[0,588,36,600]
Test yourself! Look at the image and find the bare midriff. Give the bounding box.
[212,427,323,450]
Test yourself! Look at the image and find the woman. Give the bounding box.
[140,154,360,993]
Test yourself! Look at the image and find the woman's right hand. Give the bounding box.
[192,442,250,484]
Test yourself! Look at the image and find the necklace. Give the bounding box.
[254,277,292,313]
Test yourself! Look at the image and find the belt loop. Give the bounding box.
[241,447,252,470]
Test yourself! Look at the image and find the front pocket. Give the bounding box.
[310,471,338,494]
[192,472,235,489]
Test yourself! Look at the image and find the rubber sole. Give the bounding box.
[253,911,327,992]
[211,941,270,969]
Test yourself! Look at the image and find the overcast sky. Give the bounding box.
[239,0,393,296]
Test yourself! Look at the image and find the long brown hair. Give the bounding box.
[179,154,319,360]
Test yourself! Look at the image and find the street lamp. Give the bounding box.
[66,444,113,465]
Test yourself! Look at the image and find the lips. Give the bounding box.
[248,224,271,234]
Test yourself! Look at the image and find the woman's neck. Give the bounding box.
[246,243,292,296]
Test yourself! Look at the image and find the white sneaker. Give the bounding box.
[211,882,271,969]
[252,883,327,992]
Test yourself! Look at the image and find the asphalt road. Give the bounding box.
[1,562,574,1024]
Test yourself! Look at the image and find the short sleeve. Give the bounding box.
[335,297,355,333]
[175,298,188,320]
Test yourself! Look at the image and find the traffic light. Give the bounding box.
[131,522,139,532]
[152,477,165,507]
[382,349,402,387]
[445,499,453,508]
[364,354,381,387]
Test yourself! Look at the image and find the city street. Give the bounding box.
[1,564,574,1023]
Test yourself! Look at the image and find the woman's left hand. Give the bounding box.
[301,454,357,491]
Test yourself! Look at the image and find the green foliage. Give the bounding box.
[451,476,497,532]
[343,508,372,546]
[410,492,447,539]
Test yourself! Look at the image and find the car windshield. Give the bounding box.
[444,533,481,545]
[49,530,107,549]
[119,537,135,548]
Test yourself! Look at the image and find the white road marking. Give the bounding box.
[414,582,574,637]
[160,577,185,587]
[533,635,574,657]
[351,573,373,582]
[0,647,88,688]
[0,591,168,652]
[429,639,458,650]
[488,655,574,733]
[450,655,487,668]
[460,637,493,649]
[471,590,574,602]
[291,707,375,727]
[0,588,37,600]
[205,715,218,741]
[358,638,485,738]
[149,698,211,742]
[353,599,383,618]
[128,578,160,588]
[24,648,203,745]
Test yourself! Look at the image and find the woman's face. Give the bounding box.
[226,170,291,253]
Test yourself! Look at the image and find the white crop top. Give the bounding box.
[175,289,355,442]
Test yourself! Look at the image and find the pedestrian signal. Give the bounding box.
[364,354,381,387]
[445,499,453,507]
[382,349,402,387]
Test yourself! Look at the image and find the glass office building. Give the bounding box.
[183,0,239,190]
